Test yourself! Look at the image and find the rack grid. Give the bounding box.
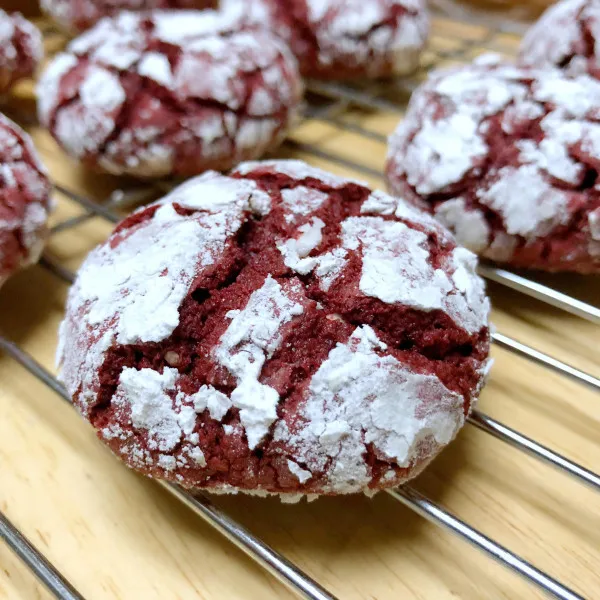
[0,7,599,600]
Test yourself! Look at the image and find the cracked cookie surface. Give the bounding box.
[387,55,600,273]
[0,113,52,287]
[58,160,491,498]
[42,0,217,33]
[519,0,600,79]
[0,9,42,95]
[38,10,302,178]
[225,0,428,80]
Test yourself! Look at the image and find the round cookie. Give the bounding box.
[519,0,600,78]
[0,113,52,287]
[41,0,217,33]
[226,0,428,80]
[57,159,491,499]
[37,11,302,178]
[386,55,600,273]
[0,10,43,95]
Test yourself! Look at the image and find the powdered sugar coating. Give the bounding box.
[0,114,52,287]
[214,275,307,449]
[58,171,270,410]
[236,159,368,189]
[41,0,217,32]
[387,56,600,273]
[38,10,303,178]
[273,326,465,494]
[225,0,429,80]
[58,160,491,497]
[519,0,600,79]
[0,10,43,95]
[279,214,488,334]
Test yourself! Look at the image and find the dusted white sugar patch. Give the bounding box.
[388,57,600,256]
[80,67,125,113]
[0,12,14,44]
[57,172,269,411]
[235,159,367,188]
[433,61,523,117]
[533,73,600,119]
[213,275,306,449]
[445,247,490,336]
[590,209,600,256]
[342,217,450,308]
[344,217,489,332]
[590,209,600,239]
[279,212,489,334]
[278,217,326,270]
[275,326,465,494]
[478,166,570,237]
[304,0,428,76]
[137,52,173,87]
[293,217,325,256]
[401,113,488,195]
[80,207,227,344]
[0,115,51,289]
[110,367,225,472]
[235,119,279,152]
[115,367,184,453]
[435,198,490,252]
[38,10,302,178]
[486,232,518,262]
[361,190,450,239]
[501,101,545,134]
[389,61,529,195]
[0,9,43,92]
[519,0,588,72]
[188,447,207,467]
[189,385,232,421]
[161,175,272,216]
[54,66,126,158]
[287,460,312,483]
[0,127,23,161]
[279,235,349,287]
[225,0,427,78]
[280,187,329,222]
[36,53,77,124]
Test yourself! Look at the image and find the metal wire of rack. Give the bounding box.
[0,8,599,600]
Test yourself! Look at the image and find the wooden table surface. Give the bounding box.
[0,12,599,600]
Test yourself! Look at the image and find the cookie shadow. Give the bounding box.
[213,431,471,559]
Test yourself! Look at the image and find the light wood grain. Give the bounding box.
[0,13,599,600]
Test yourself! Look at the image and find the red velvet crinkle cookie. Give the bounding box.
[57,159,491,499]
[0,113,52,287]
[37,11,302,178]
[0,10,43,95]
[519,0,600,78]
[226,0,428,80]
[41,0,217,33]
[387,55,600,273]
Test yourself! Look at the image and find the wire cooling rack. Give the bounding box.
[0,7,599,600]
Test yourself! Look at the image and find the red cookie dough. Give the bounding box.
[37,11,302,178]
[57,159,491,499]
[226,0,428,80]
[0,113,52,287]
[519,0,600,78]
[41,0,217,32]
[0,10,43,95]
[386,55,600,273]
